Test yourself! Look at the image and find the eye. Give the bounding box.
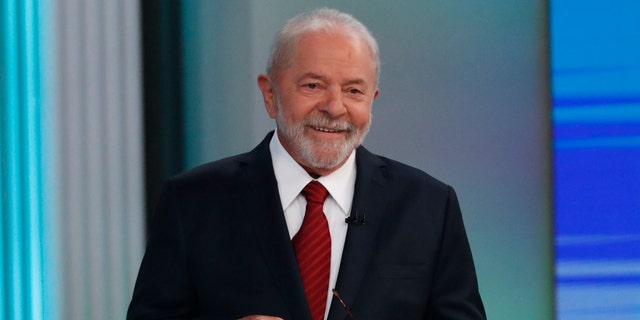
[348,88,363,95]
[304,83,318,90]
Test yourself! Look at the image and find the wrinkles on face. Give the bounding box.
[275,96,371,171]
[262,29,378,176]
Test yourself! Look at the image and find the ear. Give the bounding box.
[373,87,380,101]
[257,74,277,119]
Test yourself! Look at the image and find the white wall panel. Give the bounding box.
[53,1,144,319]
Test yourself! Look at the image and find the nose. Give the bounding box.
[318,87,347,118]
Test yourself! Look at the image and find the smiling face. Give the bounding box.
[258,28,379,177]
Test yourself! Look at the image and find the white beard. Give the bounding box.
[275,101,370,170]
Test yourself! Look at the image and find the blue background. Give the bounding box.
[552,0,640,318]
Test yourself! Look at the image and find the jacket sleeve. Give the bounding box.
[127,180,198,319]
[425,186,486,319]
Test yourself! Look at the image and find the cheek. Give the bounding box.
[349,104,372,127]
[281,96,315,120]
[276,105,305,127]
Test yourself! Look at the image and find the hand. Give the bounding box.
[237,316,283,320]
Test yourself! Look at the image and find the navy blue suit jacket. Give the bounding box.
[127,132,485,319]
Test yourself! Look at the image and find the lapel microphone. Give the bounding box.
[345,210,365,225]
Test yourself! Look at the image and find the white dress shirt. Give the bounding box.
[269,131,356,320]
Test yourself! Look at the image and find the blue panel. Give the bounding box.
[552,0,640,319]
[1,0,50,319]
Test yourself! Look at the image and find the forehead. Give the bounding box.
[286,30,377,80]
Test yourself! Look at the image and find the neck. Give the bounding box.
[301,164,335,179]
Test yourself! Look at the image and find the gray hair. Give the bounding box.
[266,8,380,82]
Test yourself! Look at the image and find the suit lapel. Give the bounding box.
[238,136,389,320]
[328,147,388,320]
[238,133,311,320]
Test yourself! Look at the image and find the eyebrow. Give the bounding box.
[298,72,369,88]
[297,72,328,82]
[342,78,367,87]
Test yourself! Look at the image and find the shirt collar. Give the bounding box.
[269,130,356,215]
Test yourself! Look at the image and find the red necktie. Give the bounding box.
[293,181,331,320]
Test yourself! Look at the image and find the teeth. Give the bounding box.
[314,127,340,133]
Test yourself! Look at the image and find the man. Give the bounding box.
[128,8,485,320]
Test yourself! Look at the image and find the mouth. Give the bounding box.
[311,126,345,133]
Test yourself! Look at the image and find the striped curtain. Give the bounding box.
[1,1,50,319]
[1,1,145,319]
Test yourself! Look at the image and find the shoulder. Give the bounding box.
[357,146,451,194]
[169,133,274,188]
[171,152,250,185]
[161,141,272,204]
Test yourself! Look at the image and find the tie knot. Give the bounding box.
[301,181,328,204]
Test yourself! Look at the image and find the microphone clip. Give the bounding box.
[345,210,365,225]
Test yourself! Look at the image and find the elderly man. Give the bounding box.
[128,8,485,320]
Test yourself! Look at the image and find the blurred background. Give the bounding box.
[1,0,638,319]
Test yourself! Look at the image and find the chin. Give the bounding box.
[301,145,351,171]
